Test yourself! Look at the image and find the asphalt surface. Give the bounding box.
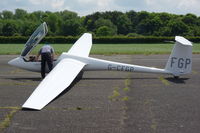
[0,55,199,133]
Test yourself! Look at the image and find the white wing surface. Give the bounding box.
[68,33,92,57]
[22,58,86,110]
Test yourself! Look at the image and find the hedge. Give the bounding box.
[0,36,200,44]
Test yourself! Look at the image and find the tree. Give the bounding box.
[0,13,2,19]
[0,21,3,35]
[2,20,19,36]
[115,14,132,34]
[20,21,40,36]
[31,11,45,20]
[0,9,200,37]
[14,9,27,19]
[182,13,197,25]
[59,10,78,20]
[94,18,117,35]
[83,12,103,31]
[2,10,13,19]
[42,13,59,35]
[136,11,150,23]
[60,19,84,36]
[136,16,162,35]
[126,10,137,32]
[96,26,115,36]
[167,19,189,36]
[158,12,172,24]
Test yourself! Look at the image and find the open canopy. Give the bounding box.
[21,22,48,57]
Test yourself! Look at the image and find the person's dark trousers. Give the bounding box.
[41,53,53,78]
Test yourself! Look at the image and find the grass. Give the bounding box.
[108,89,121,101]
[0,43,200,55]
[121,96,129,101]
[159,76,170,86]
[0,107,20,131]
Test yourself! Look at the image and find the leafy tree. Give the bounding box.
[20,21,40,36]
[94,18,117,35]
[2,10,13,19]
[126,10,137,32]
[0,21,3,35]
[59,10,78,20]
[167,19,189,36]
[83,12,103,31]
[96,26,115,36]
[182,13,197,25]
[31,11,45,20]
[42,13,59,35]
[155,27,171,36]
[60,19,83,36]
[2,20,19,36]
[0,13,2,19]
[136,16,162,35]
[115,14,132,34]
[136,11,150,23]
[14,9,27,19]
[0,9,200,37]
[158,12,172,23]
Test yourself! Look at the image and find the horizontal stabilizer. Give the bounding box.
[175,36,192,46]
[22,58,86,110]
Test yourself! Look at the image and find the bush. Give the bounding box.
[0,36,28,44]
[93,36,175,44]
[0,36,200,44]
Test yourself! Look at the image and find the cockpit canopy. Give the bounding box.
[21,22,48,57]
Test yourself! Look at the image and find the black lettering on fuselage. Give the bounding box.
[171,57,177,67]
[108,64,112,70]
[170,57,191,69]
[178,58,184,68]
[185,59,191,69]
[108,64,134,72]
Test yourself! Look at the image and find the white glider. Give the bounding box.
[8,22,192,110]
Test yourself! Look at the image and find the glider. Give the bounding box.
[8,22,192,110]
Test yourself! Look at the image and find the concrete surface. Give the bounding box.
[0,55,199,133]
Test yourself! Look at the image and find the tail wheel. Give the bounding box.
[174,76,179,79]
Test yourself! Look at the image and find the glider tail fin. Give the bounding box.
[165,36,192,77]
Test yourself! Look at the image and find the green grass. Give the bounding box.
[0,107,20,131]
[0,43,200,55]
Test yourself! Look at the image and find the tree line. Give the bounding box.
[0,9,200,37]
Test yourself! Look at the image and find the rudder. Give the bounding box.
[165,36,192,77]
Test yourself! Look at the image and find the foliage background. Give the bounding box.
[0,9,200,38]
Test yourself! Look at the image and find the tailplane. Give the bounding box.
[165,36,192,77]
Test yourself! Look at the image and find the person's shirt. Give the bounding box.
[39,45,54,54]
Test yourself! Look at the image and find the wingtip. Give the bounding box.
[22,102,43,110]
[22,105,42,111]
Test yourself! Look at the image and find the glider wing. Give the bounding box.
[22,58,86,110]
[68,33,92,57]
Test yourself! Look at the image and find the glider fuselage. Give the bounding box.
[9,52,170,75]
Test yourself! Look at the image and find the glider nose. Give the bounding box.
[8,57,21,66]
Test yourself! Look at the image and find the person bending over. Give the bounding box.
[36,43,55,79]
